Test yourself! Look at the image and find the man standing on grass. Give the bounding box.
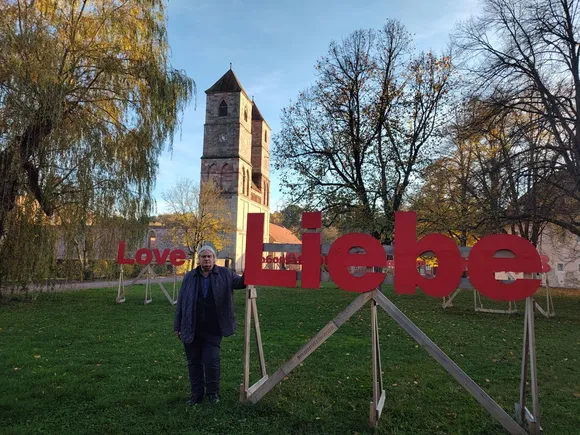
[174,245,245,405]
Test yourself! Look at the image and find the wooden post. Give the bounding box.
[373,291,527,435]
[116,265,126,303]
[173,265,177,302]
[147,268,177,305]
[528,295,541,433]
[252,296,267,377]
[241,286,253,401]
[516,294,542,434]
[442,289,461,309]
[144,266,152,304]
[534,276,555,318]
[369,297,386,428]
[240,285,268,402]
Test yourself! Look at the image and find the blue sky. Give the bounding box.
[153,0,480,214]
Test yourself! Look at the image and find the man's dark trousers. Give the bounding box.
[184,331,222,397]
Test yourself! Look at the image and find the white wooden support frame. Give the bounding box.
[240,285,269,402]
[515,280,542,434]
[474,290,518,314]
[369,298,385,428]
[116,264,178,305]
[116,265,126,303]
[240,285,533,433]
[144,267,153,304]
[533,274,555,318]
[443,288,518,314]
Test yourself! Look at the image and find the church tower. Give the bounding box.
[201,69,271,271]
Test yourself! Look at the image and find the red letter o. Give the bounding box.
[136,248,152,265]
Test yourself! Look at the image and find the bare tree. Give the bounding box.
[161,179,234,269]
[274,20,454,242]
[454,0,580,236]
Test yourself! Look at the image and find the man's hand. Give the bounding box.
[175,331,181,340]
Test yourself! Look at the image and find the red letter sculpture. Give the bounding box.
[468,235,541,301]
[394,212,463,297]
[117,241,135,265]
[301,212,322,289]
[327,233,386,292]
[245,213,296,287]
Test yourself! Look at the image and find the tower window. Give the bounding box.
[242,170,247,195]
[219,100,228,117]
[264,130,268,142]
[244,108,248,122]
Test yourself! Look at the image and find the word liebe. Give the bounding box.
[116,242,186,266]
[245,212,542,301]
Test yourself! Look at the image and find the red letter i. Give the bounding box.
[301,212,322,289]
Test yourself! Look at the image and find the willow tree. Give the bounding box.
[0,0,194,286]
[273,20,454,242]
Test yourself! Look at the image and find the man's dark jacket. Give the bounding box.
[174,266,245,343]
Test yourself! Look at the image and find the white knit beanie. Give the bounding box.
[197,245,216,258]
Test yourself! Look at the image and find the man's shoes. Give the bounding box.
[207,393,220,405]
[187,394,203,406]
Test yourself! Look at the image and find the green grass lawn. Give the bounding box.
[1,283,579,435]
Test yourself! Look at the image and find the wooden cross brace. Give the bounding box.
[116,265,177,305]
[515,295,542,434]
[239,286,535,433]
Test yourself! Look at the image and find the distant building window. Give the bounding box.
[264,130,268,142]
[219,100,228,117]
[242,170,247,195]
[148,230,156,249]
[244,108,248,122]
[557,263,564,272]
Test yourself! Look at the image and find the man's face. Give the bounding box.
[199,251,215,270]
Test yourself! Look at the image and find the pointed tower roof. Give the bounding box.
[205,69,244,94]
[252,101,271,130]
[251,101,264,121]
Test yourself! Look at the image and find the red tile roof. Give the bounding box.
[269,223,301,244]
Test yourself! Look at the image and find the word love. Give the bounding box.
[244,212,542,301]
[116,242,186,266]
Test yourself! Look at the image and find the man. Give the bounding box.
[174,245,245,405]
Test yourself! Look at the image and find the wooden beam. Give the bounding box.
[247,375,269,396]
[242,286,253,394]
[376,390,386,419]
[252,297,267,377]
[125,266,148,290]
[475,308,517,314]
[371,300,379,405]
[247,292,372,404]
[527,296,541,434]
[147,269,176,305]
[372,291,527,435]
[333,291,374,327]
[442,289,462,308]
[116,266,125,303]
[375,301,384,393]
[518,303,529,425]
